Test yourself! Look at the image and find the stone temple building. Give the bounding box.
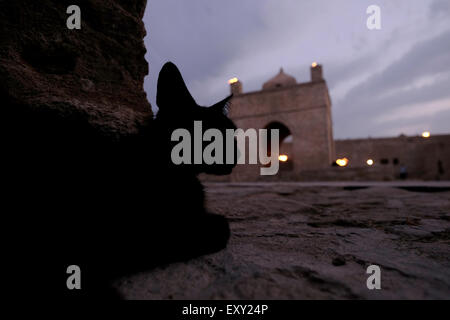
[226,63,335,181]
[203,64,450,182]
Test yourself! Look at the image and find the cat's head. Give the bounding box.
[155,62,237,175]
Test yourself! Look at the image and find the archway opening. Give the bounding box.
[264,121,293,171]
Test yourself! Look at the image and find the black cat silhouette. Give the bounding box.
[65,62,238,298]
[4,62,237,299]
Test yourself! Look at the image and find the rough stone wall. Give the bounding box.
[0,0,151,138]
[335,135,450,181]
[215,134,450,182]
[226,80,334,181]
[1,1,153,292]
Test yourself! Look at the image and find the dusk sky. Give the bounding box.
[142,0,450,139]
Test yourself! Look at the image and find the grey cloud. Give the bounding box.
[429,0,450,18]
[334,30,450,138]
[340,30,450,107]
[143,1,450,138]
[144,1,269,109]
[430,108,450,134]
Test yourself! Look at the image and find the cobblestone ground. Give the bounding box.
[115,182,450,299]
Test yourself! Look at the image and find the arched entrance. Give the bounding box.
[264,121,293,171]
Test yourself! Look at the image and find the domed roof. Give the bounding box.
[262,68,296,90]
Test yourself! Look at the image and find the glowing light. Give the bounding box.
[366,159,374,166]
[311,62,318,68]
[279,155,288,162]
[228,77,239,84]
[336,158,349,167]
[422,131,430,138]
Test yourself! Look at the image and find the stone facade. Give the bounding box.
[226,64,335,181]
[0,0,152,139]
[203,64,450,182]
[334,134,450,181]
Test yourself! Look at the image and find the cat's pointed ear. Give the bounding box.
[156,62,197,110]
[211,94,233,115]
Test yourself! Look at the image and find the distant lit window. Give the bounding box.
[336,158,349,167]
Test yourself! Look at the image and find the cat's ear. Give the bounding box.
[156,62,197,110]
[210,94,233,115]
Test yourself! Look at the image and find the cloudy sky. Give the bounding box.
[142,0,450,139]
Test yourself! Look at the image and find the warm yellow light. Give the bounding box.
[312,62,318,68]
[422,131,430,138]
[279,155,288,162]
[336,158,349,167]
[366,159,374,166]
[228,77,239,84]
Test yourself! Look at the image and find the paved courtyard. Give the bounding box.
[115,182,450,299]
